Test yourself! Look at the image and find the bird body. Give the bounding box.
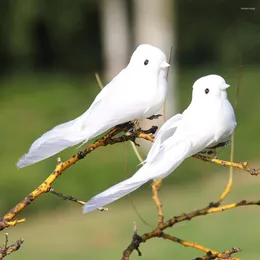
[83,74,237,213]
[17,44,169,168]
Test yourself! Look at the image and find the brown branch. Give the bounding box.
[193,154,260,175]
[0,219,26,231]
[49,188,86,206]
[152,179,164,224]
[121,198,259,259]
[202,174,233,210]
[156,199,260,232]
[197,247,242,260]
[49,188,108,211]
[161,233,218,254]
[215,173,233,205]
[0,234,24,259]
[0,122,158,231]
[161,233,241,259]
[2,234,7,250]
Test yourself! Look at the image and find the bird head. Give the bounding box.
[192,75,230,102]
[128,44,170,76]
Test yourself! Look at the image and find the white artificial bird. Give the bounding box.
[17,44,170,168]
[83,74,237,213]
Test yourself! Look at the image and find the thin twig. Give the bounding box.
[216,134,234,204]
[130,142,144,163]
[3,234,7,250]
[49,188,86,206]
[95,73,104,89]
[192,154,260,175]
[163,45,173,123]
[215,172,233,206]
[217,55,242,205]
[160,199,260,229]
[152,179,164,224]
[0,234,24,259]
[212,138,234,207]
[161,233,218,254]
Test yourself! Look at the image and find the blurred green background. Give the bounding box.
[0,0,260,259]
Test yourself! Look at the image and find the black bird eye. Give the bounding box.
[144,59,149,66]
[205,88,209,94]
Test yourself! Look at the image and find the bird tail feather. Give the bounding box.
[83,167,150,213]
[17,118,86,168]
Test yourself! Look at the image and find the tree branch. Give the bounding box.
[0,122,158,231]
[152,179,164,224]
[161,233,218,254]
[121,197,259,259]
[49,188,86,206]
[0,234,24,259]
[196,247,242,260]
[193,154,260,175]
[49,188,108,211]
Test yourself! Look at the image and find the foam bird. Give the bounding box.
[17,44,170,168]
[83,75,237,213]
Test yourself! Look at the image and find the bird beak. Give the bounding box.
[160,61,170,68]
[221,84,230,90]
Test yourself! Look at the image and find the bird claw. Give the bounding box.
[198,149,217,158]
[127,128,136,135]
[210,140,232,150]
[132,138,140,147]
[147,114,162,120]
[224,140,232,147]
[139,125,158,135]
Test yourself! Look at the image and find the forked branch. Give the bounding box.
[0,234,24,260]
[121,195,258,259]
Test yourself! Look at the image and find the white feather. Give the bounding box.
[144,113,183,164]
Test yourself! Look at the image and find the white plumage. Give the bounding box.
[17,44,169,168]
[83,74,237,213]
